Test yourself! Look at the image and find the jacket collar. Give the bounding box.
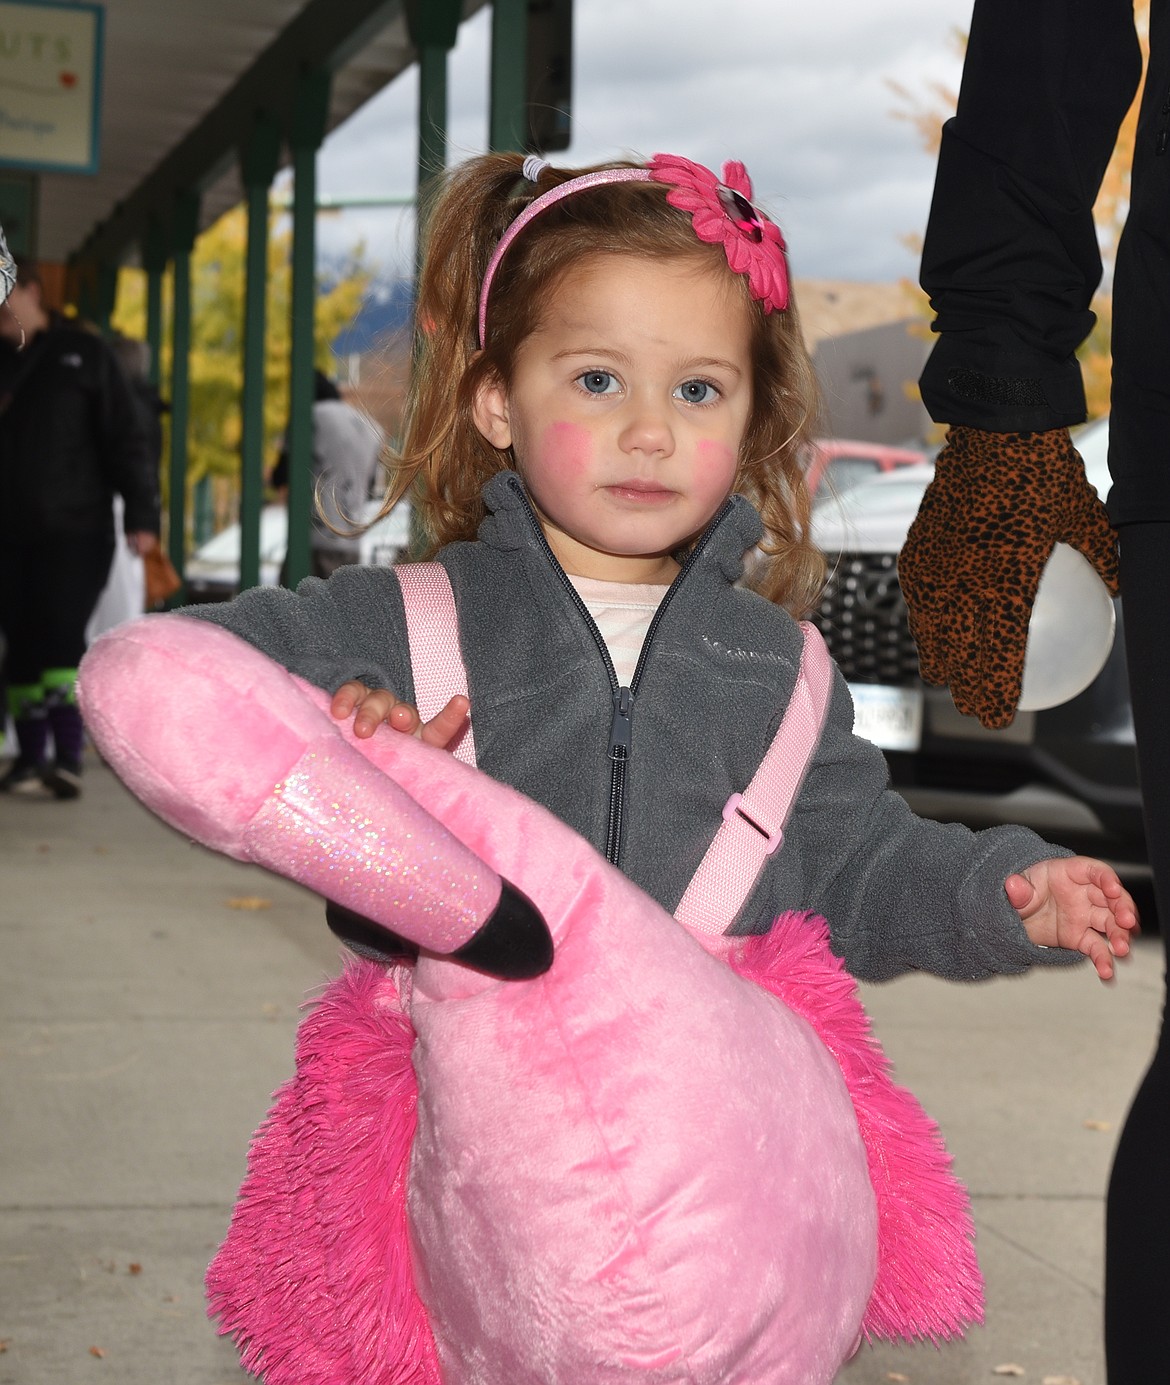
[477,469,764,586]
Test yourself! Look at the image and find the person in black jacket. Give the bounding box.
[0,258,160,799]
[897,4,1168,1379]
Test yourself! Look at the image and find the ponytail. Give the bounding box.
[372,154,530,548]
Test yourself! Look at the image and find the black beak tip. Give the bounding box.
[450,879,554,979]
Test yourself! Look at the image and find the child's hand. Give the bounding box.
[330,682,470,750]
[1005,856,1140,980]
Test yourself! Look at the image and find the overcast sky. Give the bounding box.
[313,0,974,288]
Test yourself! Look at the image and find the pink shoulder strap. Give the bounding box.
[673,622,834,937]
[392,563,478,767]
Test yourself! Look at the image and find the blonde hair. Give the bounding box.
[377,152,825,615]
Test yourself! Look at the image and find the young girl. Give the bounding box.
[191,149,1136,984]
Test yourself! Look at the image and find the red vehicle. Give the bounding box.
[804,438,930,500]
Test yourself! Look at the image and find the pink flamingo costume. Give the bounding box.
[77,613,982,1384]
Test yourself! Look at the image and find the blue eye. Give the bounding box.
[577,370,618,395]
[675,379,719,405]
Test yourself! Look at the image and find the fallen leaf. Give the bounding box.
[225,896,273,911]
[0,1339,10,1352]
[1083,1119,1113,1132]
[36,843,50,853]
[885,1375,911,1383]
[89,1345,105,1357]
[994,1369,1025,1379]
[128,1262,142,1275]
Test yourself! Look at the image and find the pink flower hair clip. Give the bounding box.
[477,153,790,346]
[648,153,790,313]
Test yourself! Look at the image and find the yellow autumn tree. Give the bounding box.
[113,203,370,535]
[892,7,1148,420]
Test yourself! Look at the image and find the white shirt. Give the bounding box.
[568,574,667,686]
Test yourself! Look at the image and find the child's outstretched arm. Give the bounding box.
[331,681,469,746]
[1005,857,1140,980]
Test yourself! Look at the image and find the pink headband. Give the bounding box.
[476,153,790,348]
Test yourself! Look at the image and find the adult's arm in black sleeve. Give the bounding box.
[918,0,1142,432]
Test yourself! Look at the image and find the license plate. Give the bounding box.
[848,683,924,752]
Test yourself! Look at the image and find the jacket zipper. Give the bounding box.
[507,476,734,866]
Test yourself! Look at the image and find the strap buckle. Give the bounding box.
[721,793,784,855]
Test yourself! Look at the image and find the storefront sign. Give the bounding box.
[0,1,103,174]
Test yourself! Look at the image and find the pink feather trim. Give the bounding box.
[727,911,985,1342]
[205,961,441,1384]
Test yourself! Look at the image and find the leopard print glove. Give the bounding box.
[898,426,1120,730]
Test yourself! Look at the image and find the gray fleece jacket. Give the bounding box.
[190,470,1078,983]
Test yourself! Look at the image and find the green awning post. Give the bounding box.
[142,219,167,390]
[168,190,200,587]
[404,0,461,557]
[405,0,460,221]
[238,112,283,593]
[417,43,447,221]
[284,66,331,590]
[489,0,529,152]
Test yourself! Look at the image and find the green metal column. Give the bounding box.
[489,0,529,152]
[143,219,167,390]
[238,112,283,593]
[406,0,461,236]
[284,67,331,590]
[403,0,462,558]
[168,191,200,586]
[417,44,448,201]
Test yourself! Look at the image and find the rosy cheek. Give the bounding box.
[695,440,738,495]
[542,421,594,474]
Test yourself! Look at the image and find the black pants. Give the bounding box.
[1105,522,1170,1384]
[0,528,114,686]
[1103,7,1170,1378]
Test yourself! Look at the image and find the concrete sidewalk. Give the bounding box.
[1,753,1162,1385]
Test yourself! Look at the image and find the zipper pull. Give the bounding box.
[608,686,634,759]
